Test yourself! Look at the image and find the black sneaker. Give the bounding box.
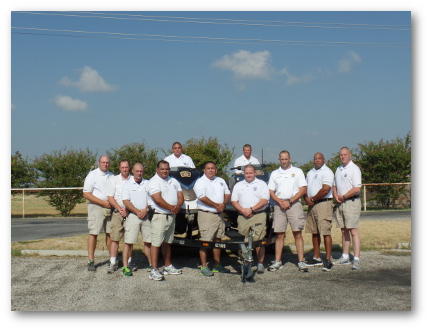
[87,260,96,272]
[129,260,138,272]
[306,258,323,267]
[322,259,333,272]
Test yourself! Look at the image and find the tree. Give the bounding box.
[182,137,234,179]
[11,151,37,188]
[107,143,158,179]
[356,133,411,208]
[33,149,97,216]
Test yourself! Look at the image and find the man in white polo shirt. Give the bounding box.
[333,146,362,270]
[231,164,269,274]
[121,163,151,277]
[304,152,335,271]
[83,155,113,271]
[233,144,260,174]
[164,141,196,168]
[193,161,231,277]
[147,160,184,281]
[268,150,308,272]
[106,159,132,273]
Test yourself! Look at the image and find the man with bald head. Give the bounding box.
[121,163,151,276]
[83,155,113,271]
[304,152,335,271]
[332,147,362,270]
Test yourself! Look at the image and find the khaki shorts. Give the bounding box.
[124,213,151,244]
[197,211,225,242]
[305,200,333,236]
[87,203,112,235]
[151,213,175,247]
[110,211,125,242]
[334,198,361,229]
[273,202,305,233]
[237,212,267,242]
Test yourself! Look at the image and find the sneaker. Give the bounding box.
[129,260,138,272]
[107,262,118,274]
[298,261,309,272]
[336,256,351,265]
[306,258,323,267]
[122,266,133,276]
[212,264,231,273]
[200,266,214,277]
[163,264,182,275]
[352,258,360,270]
[257,263,265,274]
[268,260,283,272]
[87,260,96,272]
[322,259,333,272]
[149,268,164,281]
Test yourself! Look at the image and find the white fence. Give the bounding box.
[11,183,411,218]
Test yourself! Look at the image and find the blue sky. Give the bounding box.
[11,11,411,165]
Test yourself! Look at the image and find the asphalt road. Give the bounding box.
[11,250,411,311]
[11,210,412,242]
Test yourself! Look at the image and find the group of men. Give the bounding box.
[82,141,362,280]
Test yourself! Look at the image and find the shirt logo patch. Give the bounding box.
[344,173,347,177]
[253,186,257,191]
[291,173,295,177]
[219,182,223,186]
[314,174,318,179]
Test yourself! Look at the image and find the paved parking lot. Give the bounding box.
[11,250,411,311]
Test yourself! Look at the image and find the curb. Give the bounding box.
[21,250,109,257]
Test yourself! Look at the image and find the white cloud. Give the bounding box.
[338,51,362,73]
[213,50,273,79]
[280,67,315,86]
[54,95,88,111]
[60,66,115,92]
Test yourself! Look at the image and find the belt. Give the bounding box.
[154,212,173,216]
[198,209,221,215]
[313,198,332,204]
[252,209,267,214]
[344,196,360,202]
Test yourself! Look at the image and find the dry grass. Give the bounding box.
[11,193,87,217]
[285,220,411,250]
[12,220,411,252]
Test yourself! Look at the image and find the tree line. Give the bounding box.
[11,134,410,216]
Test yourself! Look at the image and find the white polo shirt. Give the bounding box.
[334,161,362,196]
[147,174,182,214]
[107,174,132,208]
[164,153,195,168]
[268,166,307,199]
[193,175,231,213]
[121,177,149,210]
[306,164,334,199]
[233,155,260,174]
[231,178,269,212]
[83,168,113,201]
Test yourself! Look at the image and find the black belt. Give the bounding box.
[313,198,332,204]
[252,209,267,215]
[344,196,360,202]
[198,210,221,215]
[154,212,173,217]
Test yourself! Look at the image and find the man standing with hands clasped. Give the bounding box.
[147,160,184,281]
[304,152,335,271]
[231,164,269,274]
[193,161,231,277]
[83,155,113,271]
[268,150,308,272]
[332,147,362,270]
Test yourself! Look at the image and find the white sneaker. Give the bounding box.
[268,260,283,272]
[149,268,164,281]
[162,264,182,275]
[336,256,351,265]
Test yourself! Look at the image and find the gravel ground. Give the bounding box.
[11,249,411,312]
